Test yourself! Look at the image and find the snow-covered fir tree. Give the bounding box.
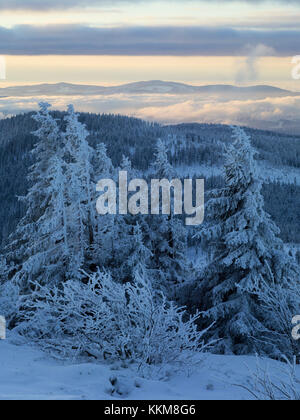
[116,155,153,283]
[5,103,67,290]
[63,105,96,259]
[92,141,115,247]
[5,104,100,288]
[120,154,133,173]
[149,139,192,298]
[92,142,120,271]
[31,154,71,283]
[0,255,8,284]
[93,142,114,182]
[151,138,176,180]
[117,222,153,284]
[196,126,300,355]
[98,153,153,284]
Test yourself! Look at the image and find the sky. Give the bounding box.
[0,0,300,86]
[1,0,300,132]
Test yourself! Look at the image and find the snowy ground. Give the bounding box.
[258,161,300,186]
[174,161,300,186]
[1,332,298,400]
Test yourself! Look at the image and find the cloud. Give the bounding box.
[235,44,275,83]
[0,0,106,10]
[0,0,299,11]
[1,92,300,134]
[0,24,299,56]
[134,95,300,133]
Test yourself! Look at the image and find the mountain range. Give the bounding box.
[0,81,299,100]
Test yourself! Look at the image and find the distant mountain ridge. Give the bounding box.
[0,81,299,99]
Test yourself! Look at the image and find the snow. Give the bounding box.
[175,164,222,179]
[174,161,300,186]
[258,161,300,186]
[0,331,298,400]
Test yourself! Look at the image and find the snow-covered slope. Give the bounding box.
[0,332,298,400]
[174,162,300,186]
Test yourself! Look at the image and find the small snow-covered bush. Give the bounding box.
[17,269,209,373]
[0,281,21,327]
[243,357,300,400]
[253,269,300,361]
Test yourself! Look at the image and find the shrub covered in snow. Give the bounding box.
[254,268,300,361]
[0,280,20,328]
[243,357,300,400]
[16,268,209,374]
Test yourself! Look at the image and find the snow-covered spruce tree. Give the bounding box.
[5,104,99,290]
[92,142,125,273]
[93,142,114,183]
[0,254,22,327]
[93,150,153,284]
[5,103,69,291]
[112,155,153,283]
[196,126,299,355]
[120,154,134,174]
[116,222,153,283]
[0,256,15,324]
[152,139,176,180]
[0,255,7,284]
[149,139,192,298]
[63,105,96,272]
[92,142,115,256]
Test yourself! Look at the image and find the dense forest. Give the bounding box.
[0,111,299,248]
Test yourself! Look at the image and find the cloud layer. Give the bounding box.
[0,24,299,56]
[1,92,300,134]
[0,0,299,11]
[135,95,300,132]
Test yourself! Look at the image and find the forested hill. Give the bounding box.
[0,111,299,247]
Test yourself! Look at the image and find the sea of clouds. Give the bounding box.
[1,93,300,134]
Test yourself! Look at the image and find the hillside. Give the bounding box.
[0,113,299,247]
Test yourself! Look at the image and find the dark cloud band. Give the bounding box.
[0,0,299,11]
[0,24,298,56]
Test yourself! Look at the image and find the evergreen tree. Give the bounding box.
[117,222,153,284]
[197,126,299,354]
[98,153,152,284]
[64,105,95,255]
[6,103,66,290]
[151,138,176,180]
[120,154,133,173]
[6,104,99,288]
[93,142,114,182]
[0,255,7,284]
[118,155,153,282]
[92,142,117,269]
[150,139,192,298]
